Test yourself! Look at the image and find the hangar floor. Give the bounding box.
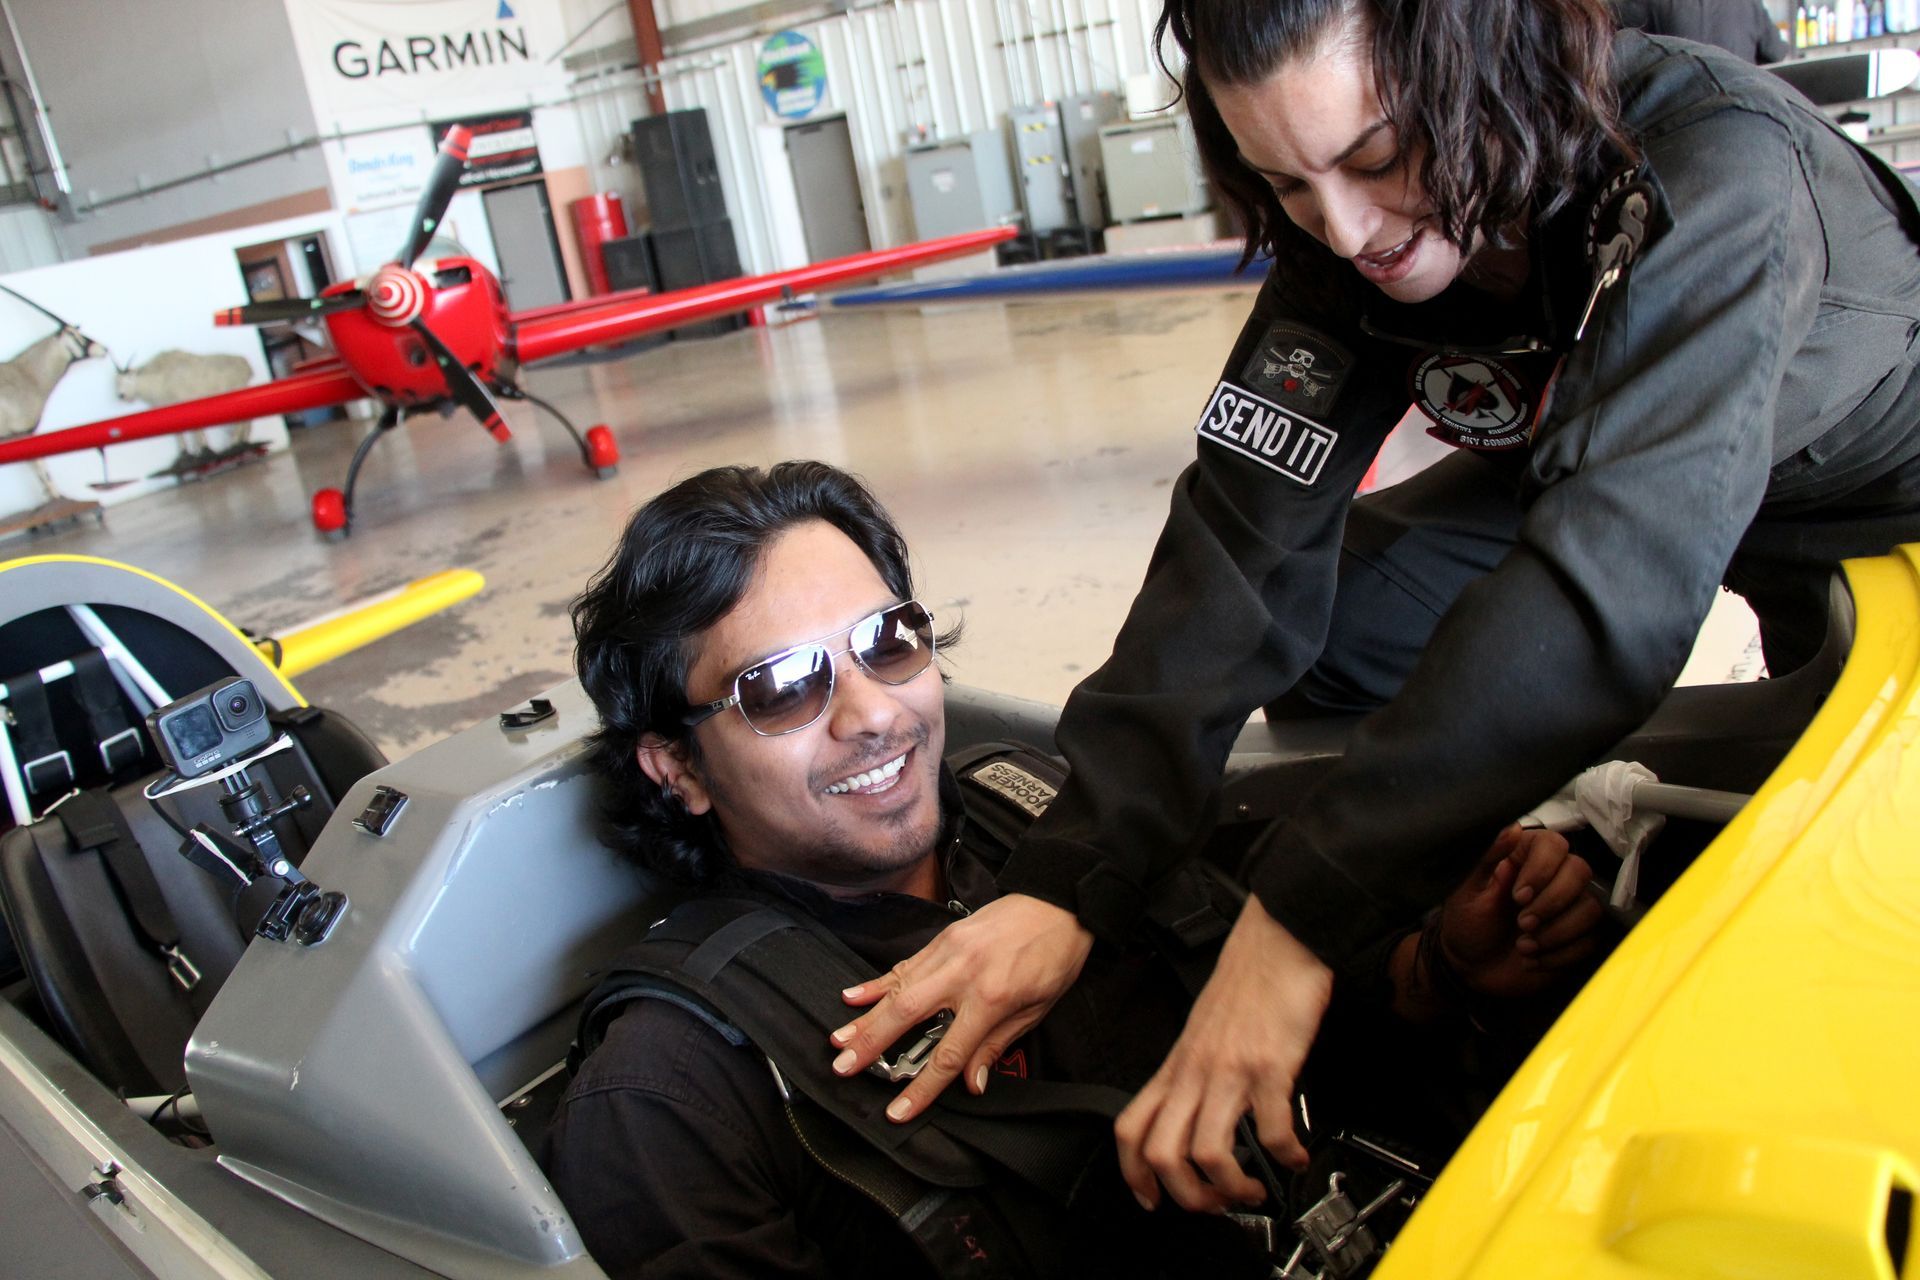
[20,287,1758,760]
[23,290,1258,758]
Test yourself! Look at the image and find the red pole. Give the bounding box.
[626,0,668,116]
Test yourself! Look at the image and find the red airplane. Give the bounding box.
[0,125,1014,538]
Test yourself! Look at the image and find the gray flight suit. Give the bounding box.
[999,31,1920,978]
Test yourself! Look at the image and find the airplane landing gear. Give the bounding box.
[305,392,617,540]
[496,386,619,479]
[310,406,403,539]
[586,425,619,478]
[311,488,349,540]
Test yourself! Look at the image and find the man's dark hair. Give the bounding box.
[572,461,940,882]
[1158,0,1637,269]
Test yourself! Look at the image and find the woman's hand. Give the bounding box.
[1114,898,1332,1214]
[829,893,1093,1122]
[1439,824,1603,999]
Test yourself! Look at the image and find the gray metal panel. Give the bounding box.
[1008,103,1074,234]
[0,998,449,1278]
[785,114,871,262]
[0,1117,151,1279]
[1059,92,1124,228]
[1098,116,1210,223]
[903,131,1019,240]
[165,679,1058,1277]
[187,679,640,1278]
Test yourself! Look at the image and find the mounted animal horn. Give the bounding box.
[0,280,79,331]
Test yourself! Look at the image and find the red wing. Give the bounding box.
[0,361,367,467]
[511,227,1016,365]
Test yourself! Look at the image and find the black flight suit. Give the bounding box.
[541,769,1254,1279]
[999,32,1920,982]
[1615,0,1790,64]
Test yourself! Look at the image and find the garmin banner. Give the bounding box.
[284,0,568,128]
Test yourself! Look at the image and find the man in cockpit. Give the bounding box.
[543,460,1603,1279]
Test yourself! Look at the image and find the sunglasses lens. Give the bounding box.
[736,645,833,735]
[854,603,936,684]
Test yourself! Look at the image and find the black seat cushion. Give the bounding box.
[0,707,386,1097]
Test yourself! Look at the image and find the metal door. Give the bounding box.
[481,180,571,311]
[785,114,870,262]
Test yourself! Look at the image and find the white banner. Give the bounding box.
[284,0,569,129]
[329,124,435,210]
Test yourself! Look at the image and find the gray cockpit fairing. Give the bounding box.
[182,679,1069,1278]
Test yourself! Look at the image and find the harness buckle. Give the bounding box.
[866,1010,953,1083]
[163,944,202,993]
[98,727,144,773]
[22,749,74,798]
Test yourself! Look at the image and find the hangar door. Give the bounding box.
[786,115,870,262]
[483,181,572,311]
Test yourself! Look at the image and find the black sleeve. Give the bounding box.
[1244,108,1825,972]
[998,275,1409,937]
[1753,1,1789,62]
[543,1002,842,1280]
[1613,0,1654,32]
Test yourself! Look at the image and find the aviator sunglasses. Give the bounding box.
[682,600,937,737]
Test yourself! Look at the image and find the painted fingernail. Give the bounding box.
[832,1049,856,1075]
[973,1065,989,1094]
[830,1024,855,1046]
[842,985,864,999]
[886,1096,914,1122]
[1134,1192,1155,1213]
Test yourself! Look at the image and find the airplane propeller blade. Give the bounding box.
[411,319,509,441]
[213,292,366,328]
[397,125,473,271]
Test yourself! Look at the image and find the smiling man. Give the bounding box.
[545,461,1601,1279]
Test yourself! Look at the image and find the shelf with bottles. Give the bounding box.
[1792,0,1920,51]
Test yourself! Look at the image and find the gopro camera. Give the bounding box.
[146,678,272,780]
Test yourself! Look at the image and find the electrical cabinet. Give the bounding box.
[1059,91,1124,228]
[1098,116,1210,223]
[904,132,1019,240]
[1009,102,1075,234]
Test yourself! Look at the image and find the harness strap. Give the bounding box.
[783,1095,1030,1278]
[58,790,184,957]
[684,907,790,983]
[25,800,198,1091]
[68,650,144,775]
[5,670,72,801]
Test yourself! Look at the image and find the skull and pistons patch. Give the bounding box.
[1240,321,1354,415]
[1411,353,1534,450]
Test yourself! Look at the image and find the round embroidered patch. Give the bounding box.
[1411,353,1532,449]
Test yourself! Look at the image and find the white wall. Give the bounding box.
[0,211,349,518]
[8,0,330,254]
[556,0,1178,277]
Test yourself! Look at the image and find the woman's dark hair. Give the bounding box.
[1158,0,1636,268]
[572,461,945,883]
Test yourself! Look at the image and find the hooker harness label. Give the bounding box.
[968,761,1057,818]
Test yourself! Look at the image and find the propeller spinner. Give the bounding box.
[212,125,508,437]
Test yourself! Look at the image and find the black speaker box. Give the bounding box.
[631,110,727,231]
[648,221,745,338]
[602,234,658,293]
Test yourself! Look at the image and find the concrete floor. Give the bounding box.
[18,287,1757,762]
[20,290,1259,759]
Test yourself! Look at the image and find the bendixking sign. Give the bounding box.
[284,0,567,129]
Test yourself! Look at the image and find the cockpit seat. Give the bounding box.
[0,707,384,1097]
